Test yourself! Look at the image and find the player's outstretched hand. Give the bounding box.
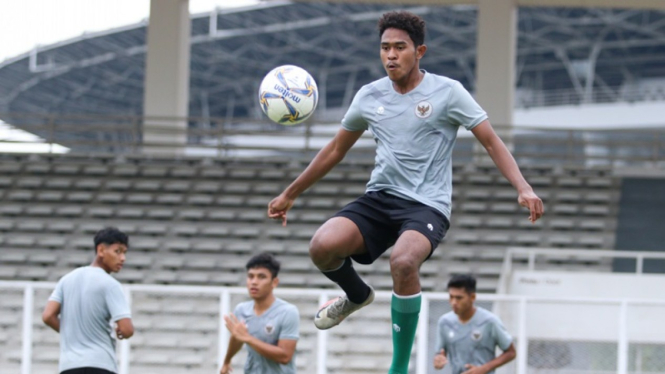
[268,194,294,227]
[219,363,233,374]
[518,188,544,223]
[224,314,251,343]
[433,349,448,369]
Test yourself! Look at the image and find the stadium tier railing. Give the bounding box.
[2,281,665,374]
[516,84,665,108]
[1,112,665,166]
[498,247,665,294]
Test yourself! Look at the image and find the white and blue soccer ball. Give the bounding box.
[258,65,318,126]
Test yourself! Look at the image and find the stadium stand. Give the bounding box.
[0,152,620,292]
[0,149,623,373]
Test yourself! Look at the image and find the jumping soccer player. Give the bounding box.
[268,10,543,374]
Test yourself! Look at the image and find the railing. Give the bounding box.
[1,112,665,167]
[498,247,665,295]
[3,281,665,374]
[516,84,665,108]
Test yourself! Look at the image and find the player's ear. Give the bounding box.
[470,292,476,302]
[416,44,427,60]
[272,276,279,288]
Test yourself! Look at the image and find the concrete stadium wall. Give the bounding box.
[504,270,665,343]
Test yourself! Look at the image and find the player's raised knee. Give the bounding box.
[308,230,338,264]
[389,252,420,275]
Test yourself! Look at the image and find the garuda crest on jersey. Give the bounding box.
[415,101,432,118]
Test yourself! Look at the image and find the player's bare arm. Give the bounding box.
[268,128,364,225]
[220,335,244,374]
[471,120,544,222]
[115,318,134,339]
[42,300,61,332]
[463,343,516,374]
[246,338,297,365]
[224,314,297,365]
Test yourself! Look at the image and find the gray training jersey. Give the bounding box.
[234,298,300,374]
[49,266,131,373]
[435,307,513,374]
[342,71,487,219]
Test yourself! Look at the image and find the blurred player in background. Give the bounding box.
[221,253,299,374]
[42,227,133,374]
[434,275,516,374]
[268,9,542,374]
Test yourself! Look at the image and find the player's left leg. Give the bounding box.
[387,230,431,374]
[388,202,448,374]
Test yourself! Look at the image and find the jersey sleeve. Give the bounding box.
[434,317,447,353]
[341,87,369,132]
[48,279,64,303]
[446,81,488,131]
[278,305,300,341]
[491,317,513,351]
[106,282,132,322]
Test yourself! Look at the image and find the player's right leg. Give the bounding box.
[310,216,374,329]
[310,216,365,270]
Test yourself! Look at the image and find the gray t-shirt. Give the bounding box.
[435,307,513,374]
[234,298,300,374]
[342,72,487,219]
[49,266,131,373]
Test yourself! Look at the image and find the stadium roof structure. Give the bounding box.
[1,1,665,126]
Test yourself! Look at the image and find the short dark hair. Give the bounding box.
[378,11,426,47]
[246,253,281,278]
[93,227,129,253]
[447,274,476,294]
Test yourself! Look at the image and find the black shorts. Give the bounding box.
[333,190,450,265]
[61,368,115,374]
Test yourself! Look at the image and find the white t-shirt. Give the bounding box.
[49,266,131,373]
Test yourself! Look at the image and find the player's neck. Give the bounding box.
[253,293,276,316]
[91,258,111,273]
[392,69,424,94]
[457,306,477,323]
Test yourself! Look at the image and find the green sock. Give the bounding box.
[388,293,421,374]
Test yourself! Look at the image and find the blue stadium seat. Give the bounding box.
[81,165,109,176]
[186,194,214,205]
[73,179,102,191]
[53,164,80,175]
[7,190,33,201]
[192,181,221,193]
[156,194,184,205]
[142,167,169,178]
[134,180,163,192]
[16,177,44,189]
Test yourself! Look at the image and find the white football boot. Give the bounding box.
[314,287,375,330]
